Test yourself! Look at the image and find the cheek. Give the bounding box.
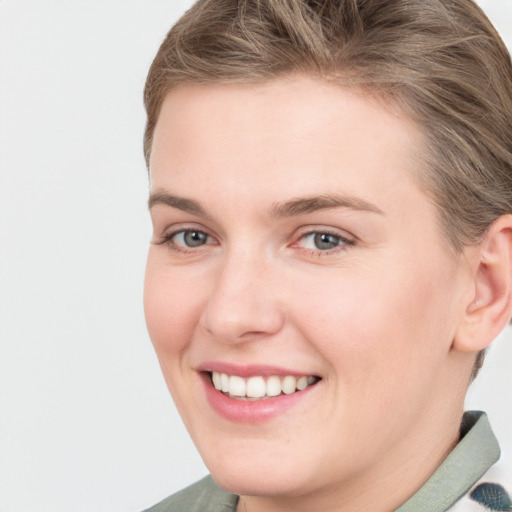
[289,256,458,392]
[143,257,204,358]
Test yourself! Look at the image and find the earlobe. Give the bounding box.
[453,214,512,353]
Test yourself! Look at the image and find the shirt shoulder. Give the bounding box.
[142,475,238,512]
[397,411,502,512]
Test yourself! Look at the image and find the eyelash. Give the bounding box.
[155,228,355,256]
[293,229,355,256]
[155,228,216,254]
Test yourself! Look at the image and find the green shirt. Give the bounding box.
[144,411,506,512]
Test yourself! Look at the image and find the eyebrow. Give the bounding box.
[148,191,208,216]
[270,194,384,217]
[148,191,384,218]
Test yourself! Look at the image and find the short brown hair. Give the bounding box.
[143,0,512,376]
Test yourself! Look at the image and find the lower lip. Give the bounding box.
[200,373,318,423]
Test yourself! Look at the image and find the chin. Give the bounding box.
[202,445,322,499]
[210,467,303,498]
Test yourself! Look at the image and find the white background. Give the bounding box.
[0,1,511,511]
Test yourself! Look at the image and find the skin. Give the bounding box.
[144,76,481,512]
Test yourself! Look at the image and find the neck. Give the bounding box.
[237,405,464,512]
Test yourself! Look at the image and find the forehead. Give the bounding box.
[151,77,418,159]
[149,77,429,218]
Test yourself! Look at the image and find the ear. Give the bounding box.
[453,214,512,353]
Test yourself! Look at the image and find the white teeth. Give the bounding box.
[210,371,318,399]
[229,375,246,397]
[282,375,297,394]
[212,372,221,390]
[220,373,230,393]
[266,376,282,397]
[247,376,266,398]
[296,376,308,391]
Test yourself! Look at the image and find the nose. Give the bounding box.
[199,252,285,344]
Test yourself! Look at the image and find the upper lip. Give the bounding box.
[196,361,320,378]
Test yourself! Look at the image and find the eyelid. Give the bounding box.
[152,223,356,255]
[291,226,356,252]
[174,230,213,246]
[153,224,218,250]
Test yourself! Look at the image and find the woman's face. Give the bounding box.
[145,77,472,501]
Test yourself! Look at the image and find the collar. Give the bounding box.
[396,411,500,512]
[164,411,499,512]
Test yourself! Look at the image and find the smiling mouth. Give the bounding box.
[209,372,321,401]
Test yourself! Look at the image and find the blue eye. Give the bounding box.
[173,230,210,247]
[313,233,342,250]
[299,231,351,251]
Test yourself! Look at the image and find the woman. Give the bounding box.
[142,0,512,510]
